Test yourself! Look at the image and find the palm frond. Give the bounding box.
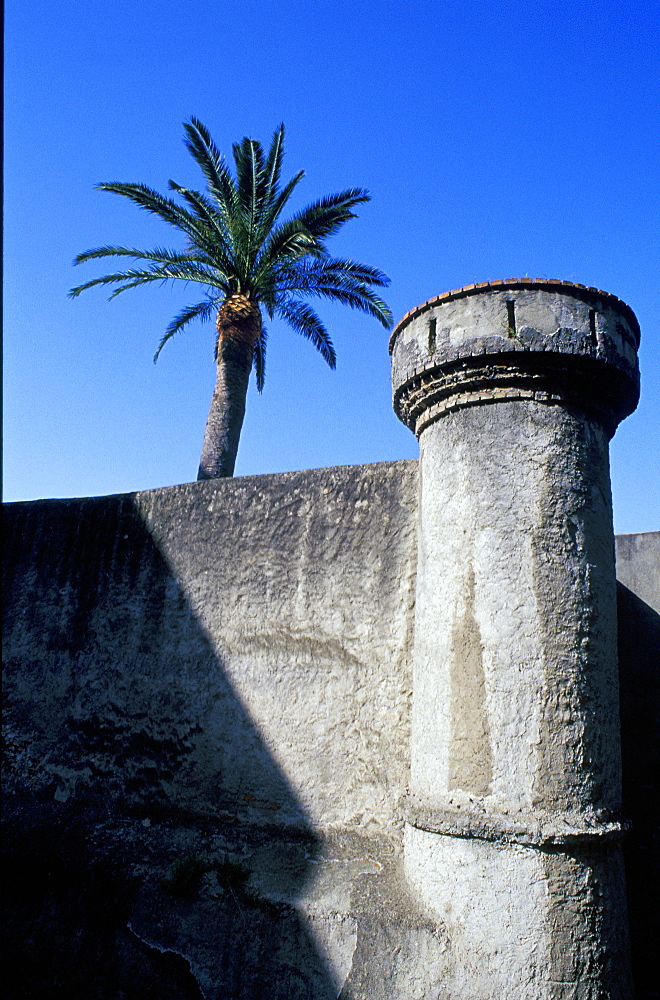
[273,257,393,327]
[110,262,230,297]
[69,269,163,298]
[155,299,219,362]
[245,124,296,244]
[292,189,371,245]
[73,245,208,268]
[300,283,393,327]
[253,325,268,392]
[166,182,235,266]
[233,136,266,221]
[96,182,194,228]
[279,256,391,289]
[70,261,229,300]
[253,219,323,282]
[312,258,391,287]
[274,298,336,368]
[183,118,238,217]
[263,125,286,209]
[96,182,222,260]
[257,168,305,237]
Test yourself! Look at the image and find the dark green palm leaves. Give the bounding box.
[70,119,392,390]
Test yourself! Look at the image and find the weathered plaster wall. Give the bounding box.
[2,464,657,999]
[616,532,660,613]
[615,532,660,1000]
[410,402,622,816]
[389,281,644,999]
[405,403,632,998]
[3,461,426,1000]
[3,460,418,833]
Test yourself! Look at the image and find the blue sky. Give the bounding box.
[4,0,659,531]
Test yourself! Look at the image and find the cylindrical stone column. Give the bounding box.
[391,279,640,999]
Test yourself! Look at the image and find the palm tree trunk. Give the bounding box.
[197,296,261,480]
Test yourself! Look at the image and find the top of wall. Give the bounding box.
[615,532,660,614]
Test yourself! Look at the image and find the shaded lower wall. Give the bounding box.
[2,463,658,998]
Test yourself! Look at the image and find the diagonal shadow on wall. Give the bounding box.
[2,493,344,1000]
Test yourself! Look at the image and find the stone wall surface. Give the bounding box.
[409,402,622,815]
[2,460,430,1000]
[615,533,660,1000]
[616,532,660,613]
[390,283,640,439]
[3,460,418,832]
[2,464,657,999]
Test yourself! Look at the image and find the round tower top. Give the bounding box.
[390,279,640,439]
[389,278,640,353]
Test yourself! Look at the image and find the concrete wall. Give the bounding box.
[3,462,425,1000]
[615,531,660,1000]
[2,465,658,999]
[616,532,660,614]
[3,461,417,833]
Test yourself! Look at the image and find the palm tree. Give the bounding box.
[70,120,392,479]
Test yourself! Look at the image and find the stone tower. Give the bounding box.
[390,279,640,998]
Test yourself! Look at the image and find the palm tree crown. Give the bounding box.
[71,120,392,478]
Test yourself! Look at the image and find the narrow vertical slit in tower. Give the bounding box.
[506,300,516,337]
[589,309,598,347]
[428,317,437,354]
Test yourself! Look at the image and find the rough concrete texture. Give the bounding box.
[390,282,642,998]
[391,280,639,439]
[616,546,660,1000]
[405,828,630,1000]
[1,465,657,998]
[3,283,657,999]
[410,403,622,818]
[3,461,425,999]
[615,532,660,613]
[404,404,632,999]
[3,461,417,834]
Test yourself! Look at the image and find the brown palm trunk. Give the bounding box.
[197,295,262,480]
